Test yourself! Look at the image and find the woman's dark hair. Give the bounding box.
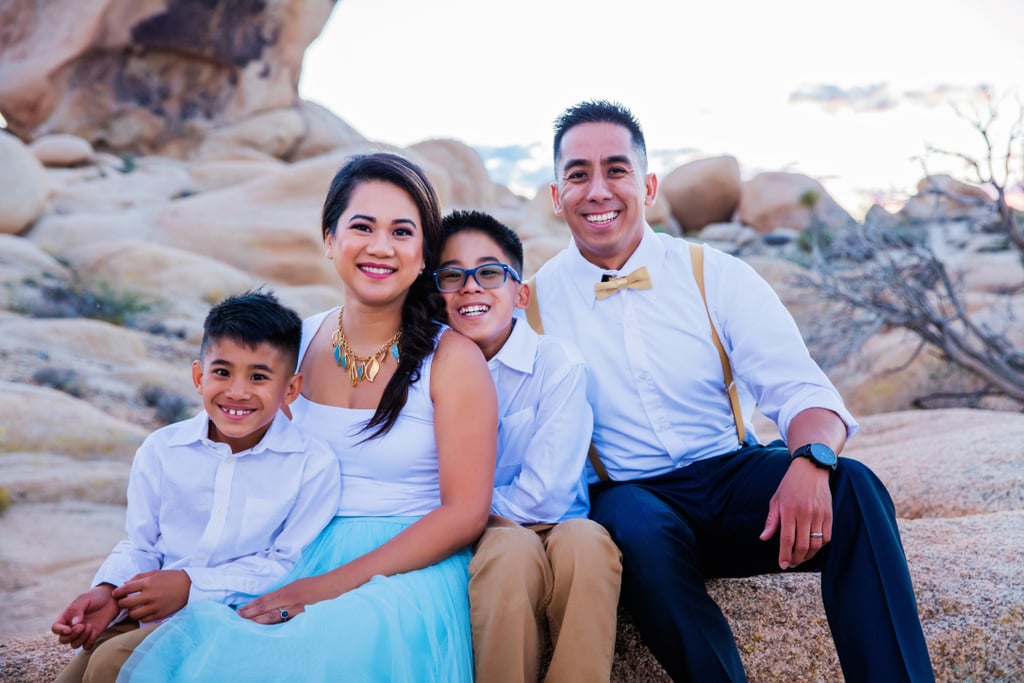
[322,152,445,439]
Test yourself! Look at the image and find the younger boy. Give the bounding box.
[435,210,622,683]
[52,290,340,683]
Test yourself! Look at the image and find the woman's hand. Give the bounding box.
[237,575,335,625]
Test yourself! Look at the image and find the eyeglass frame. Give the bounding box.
[431,262,522,292]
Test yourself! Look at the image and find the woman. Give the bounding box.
[120,153,497,681]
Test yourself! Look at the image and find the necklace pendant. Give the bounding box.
[391,343,400,361]
[366,356,380,382]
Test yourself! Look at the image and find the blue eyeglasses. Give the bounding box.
[432,263,522,292]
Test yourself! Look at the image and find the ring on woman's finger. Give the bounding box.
[278,607,290,622]
[810,532,824,539]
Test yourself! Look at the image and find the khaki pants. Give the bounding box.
[54,620,160,683]
[469,515,622,683]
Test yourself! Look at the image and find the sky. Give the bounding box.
[300,0,1024,217]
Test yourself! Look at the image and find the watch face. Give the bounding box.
[809,443,838,467]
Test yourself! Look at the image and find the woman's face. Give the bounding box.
[325,180,426,308]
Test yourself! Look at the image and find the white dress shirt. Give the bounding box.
[533,226,857,482]
[488,319,592,524]
[93,410,340,609]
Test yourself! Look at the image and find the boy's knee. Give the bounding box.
[82,639,131,683]
[470,524,550,601]
[545,518,621,568]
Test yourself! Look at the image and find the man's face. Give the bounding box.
[550,121,657,271]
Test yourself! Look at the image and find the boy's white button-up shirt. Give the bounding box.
[93,410,340,608]
[488,319,592,524]
[533,227,857,483]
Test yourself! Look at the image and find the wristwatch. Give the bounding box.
[791,442,838,471]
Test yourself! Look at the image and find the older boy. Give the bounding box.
[52,290,340,683]
[434,210,622,683]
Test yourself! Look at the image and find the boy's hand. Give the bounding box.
[51,584,118,650]
[112,569,191,623]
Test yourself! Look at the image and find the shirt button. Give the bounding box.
[226,456,235,465]
[197,552,207,561]
[638,372,649,382]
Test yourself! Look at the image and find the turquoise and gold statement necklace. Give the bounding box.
[331,307,402,388]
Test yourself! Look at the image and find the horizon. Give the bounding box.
[300,0,1024,217]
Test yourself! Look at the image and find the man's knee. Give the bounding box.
[591,484,694,556]
[834,457,897,516]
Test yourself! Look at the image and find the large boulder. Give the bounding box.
[659,155,742,234]
[738,171,856,235]
[150,151,353,286]
[0,132,49,235]
[288,99,369,162]
[0,0,337,157]
[408,138,497,209]
[28,134,95,167]
[900,174,994,224]
[0,382,147,458]
[4,410,1022,682]
[0,235,72,310]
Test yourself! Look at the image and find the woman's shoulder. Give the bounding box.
[430,327,488,378]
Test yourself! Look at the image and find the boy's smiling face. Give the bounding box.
[438,229,528,360]
[192,338,302,453]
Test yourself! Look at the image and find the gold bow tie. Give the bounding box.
[593,266,652,300]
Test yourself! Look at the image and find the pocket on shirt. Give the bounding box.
[496,407,535,479]
[238,496,293,553]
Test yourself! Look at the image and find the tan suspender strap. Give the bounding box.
[524,275,544,334]
[689,242,746,446]
[587,443,611,482]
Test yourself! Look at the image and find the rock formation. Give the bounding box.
[1,3,1022,681]
[0,0,339,158]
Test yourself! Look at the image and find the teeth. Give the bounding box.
[225,408,252,416]
[587,211,619,224]
[361,266,393,274]
[459,305,489,316]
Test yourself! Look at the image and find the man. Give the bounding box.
[527,100,934,682]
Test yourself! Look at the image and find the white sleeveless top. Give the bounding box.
[291,308,443,517]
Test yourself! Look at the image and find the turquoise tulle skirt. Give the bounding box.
[118,516,474,682]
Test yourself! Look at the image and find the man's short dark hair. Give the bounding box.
[200,290,302,371]
[440,209,524,276]
[552,99,648,174]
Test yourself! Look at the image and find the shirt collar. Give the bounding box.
[167,409,303,456]
[565,224,665,302]
[488,318,537,376]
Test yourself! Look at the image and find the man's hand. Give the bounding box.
[51,584,119,651]
[112,569,191,623]
[759,457,832,569]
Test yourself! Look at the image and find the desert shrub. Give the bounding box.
[140,385,194,425]
[31,367,86,398]
[14,277,156,328]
